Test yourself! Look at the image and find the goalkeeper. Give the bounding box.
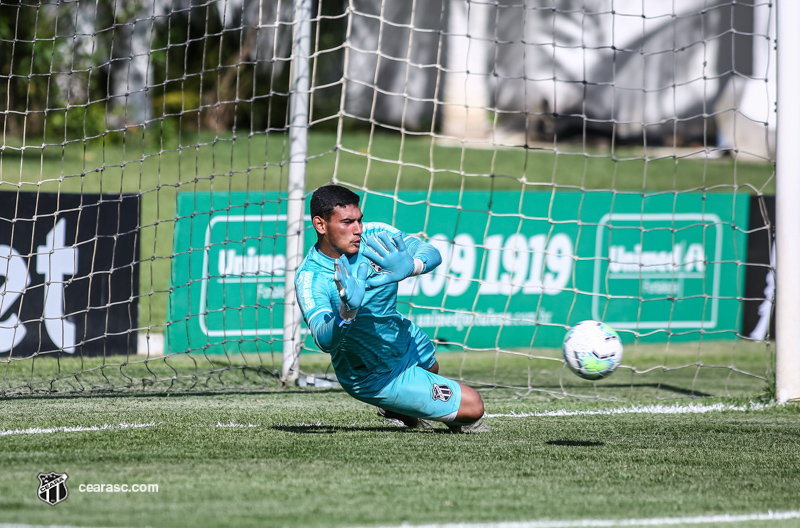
[295,185,490,433]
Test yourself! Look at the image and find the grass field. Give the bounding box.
[1,347,792,528]
[1,384,799,528]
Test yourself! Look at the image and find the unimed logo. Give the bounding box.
[216,246,286,278]
[592,213,723,329]
[607,242,707,275]
[198,214,304,339]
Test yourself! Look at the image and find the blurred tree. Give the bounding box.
[0,0,351,143]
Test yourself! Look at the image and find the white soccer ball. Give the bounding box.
[562,320,623,380]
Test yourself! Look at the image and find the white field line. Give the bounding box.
[0,421,159,436]
[0,421,263,436]
[486,402,772,418]
[1,512,799,528]
[215,421,259,428]
[364,510,800,528]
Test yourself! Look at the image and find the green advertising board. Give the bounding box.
[167,191,748,354]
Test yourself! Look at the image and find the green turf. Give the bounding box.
[0,130,775,327]
[0,389,798,528]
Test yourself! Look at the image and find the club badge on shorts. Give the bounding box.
[432,383,452,402]
[37,472,69,506]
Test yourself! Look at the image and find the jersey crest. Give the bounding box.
[369,261,385,274]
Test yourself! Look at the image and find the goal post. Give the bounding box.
[775,0,800,404]
[282,0,314,384]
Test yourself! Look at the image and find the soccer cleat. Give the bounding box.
[446,417,492,434]
[377,407,434,429]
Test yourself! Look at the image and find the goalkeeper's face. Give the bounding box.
[315,204,364,258]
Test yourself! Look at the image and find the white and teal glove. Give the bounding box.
[362,231,420,289]
[333,256,369,324]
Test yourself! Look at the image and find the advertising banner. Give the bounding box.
[0,192,140,357]
[167,191,748,354]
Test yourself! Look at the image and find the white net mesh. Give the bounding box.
[0,0,776,398]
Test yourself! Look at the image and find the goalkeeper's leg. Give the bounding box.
[375,360,484,430]
[368,365,489,433]
[375,360,439,429]
[419,360,490,433]
[444,384,491,434]
[421,357,490,433]
[360,337,490,432]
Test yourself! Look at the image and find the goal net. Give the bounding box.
[0,0,781,400]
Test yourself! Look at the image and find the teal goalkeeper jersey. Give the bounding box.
[295,222,441,390]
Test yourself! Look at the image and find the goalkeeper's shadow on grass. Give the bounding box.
[272,424,439,434]
[545,440,605,447]
[556,383,713,398]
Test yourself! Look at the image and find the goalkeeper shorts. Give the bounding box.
[340,338,463,422]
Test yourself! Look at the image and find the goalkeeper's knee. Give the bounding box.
[453,384,484,424]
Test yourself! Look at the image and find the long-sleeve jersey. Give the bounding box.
[295,222,441,390]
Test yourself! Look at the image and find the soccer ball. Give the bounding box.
[562,320,623,380]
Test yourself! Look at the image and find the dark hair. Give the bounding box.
[310,185,360,221]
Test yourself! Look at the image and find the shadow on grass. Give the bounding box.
[546,440,605,447]
[553,383,714,398]
[604,383,714,397]
[272,424,437,434]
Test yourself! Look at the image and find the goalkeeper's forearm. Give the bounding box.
[306,304,357,353]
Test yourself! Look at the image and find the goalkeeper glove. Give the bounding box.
[362,231,416,289]
[334,256,369,313]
